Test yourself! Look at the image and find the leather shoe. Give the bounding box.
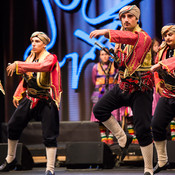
[154,162,169,174]
[144,172,151,175]
[0,159,17,172]
[45,170,55,175]
[120,134,133,161]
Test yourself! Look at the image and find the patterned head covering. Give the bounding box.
[119,5,140,20]
[30,31,50,45]
[158,24,175,50]
[161,24,175,37]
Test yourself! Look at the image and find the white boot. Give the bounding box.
[46,147,57,174]
[6,139,18,163]
[102,115,126,147]
[140,143,153,175]
[154,140,168,167]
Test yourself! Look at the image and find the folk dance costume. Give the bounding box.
[90,61,119,145]
[91,5,154,175]
[152,24,175,174]
[0,32,62,175]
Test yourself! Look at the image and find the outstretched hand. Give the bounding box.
[89,29,109,39]
[6,63,16,76]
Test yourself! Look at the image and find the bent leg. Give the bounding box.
[93,85,126,122]
[93,85,130,147]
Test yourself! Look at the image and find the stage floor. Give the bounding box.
[0,167,174,175]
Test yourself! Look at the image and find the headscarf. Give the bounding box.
[119,5,140,20]
[161,24,175,38]
[158,24,175,50]
[30,31,50,45]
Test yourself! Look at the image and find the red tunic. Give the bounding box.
[13,53,62,109]
[108,26,153,93]
[154,46,175,98]
[109,28,152,76]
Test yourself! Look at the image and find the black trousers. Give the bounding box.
[93,84,153,146]
[152,97,175,141]
[7,97,59,147]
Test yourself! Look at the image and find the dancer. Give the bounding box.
[90,48,119,145]
[0,31,62,175]
[151,24,175,174]
[90,5,154,175]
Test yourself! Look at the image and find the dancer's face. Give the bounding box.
[31,37,46,53]
[164,31,175,49]
[120,12,138,31]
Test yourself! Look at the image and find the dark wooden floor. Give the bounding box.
[0,166,174,175]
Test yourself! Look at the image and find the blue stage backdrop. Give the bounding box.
[2,0,175,122]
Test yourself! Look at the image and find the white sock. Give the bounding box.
[46,147,57,174]
[102,115,126,147]
[154,140,168,167]
[140,143,153,175]
[6,139,18,163]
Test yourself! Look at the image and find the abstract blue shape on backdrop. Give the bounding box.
[24,0,135,89]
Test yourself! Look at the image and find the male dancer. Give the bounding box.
[90,5,154,175]
[151,24,175,174]
[0,31,62,175]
